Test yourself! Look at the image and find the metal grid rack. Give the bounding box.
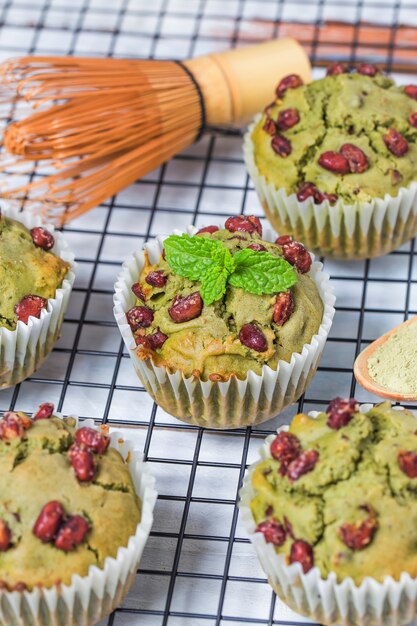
[0,0,417,624]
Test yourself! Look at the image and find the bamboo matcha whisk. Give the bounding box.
[0,39,310,225]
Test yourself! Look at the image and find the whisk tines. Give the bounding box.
[0,40,311,224]
[0,56,202,225]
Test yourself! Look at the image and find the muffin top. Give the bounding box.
[126,215,324,381]
[251,64,417,205]
[0,216,70,330]
[250,399,417,584]
[0,405,141,590]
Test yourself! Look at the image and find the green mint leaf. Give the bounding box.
[210,245,236,275]
[200,265,229,306]
[200,247,235,305]
[164,234,223,282]
[228,248,298,294]
[164,234,298,305]
[164,233,237,305]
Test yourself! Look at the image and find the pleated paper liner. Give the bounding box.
[244,116,417,260]
[0,415,157,626]
[0,204,76,388]
[239,404,417,626]
[113,225,335,429]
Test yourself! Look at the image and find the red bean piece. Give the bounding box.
[277,108,300,131]
[287,450,319,481]
[225,215,262,236]
[270,431,301,469]
[326,397,359,430]
[409,113,417,128]
[30,227,55,251]
[247,216,263,235]
[340,515,378,550]
[322,192,338,204]
[281,241,312,273]
[273,291,294,326]
[239,323,268,352]
[0,521,11,552]
[149,328,168,350]
[271,134,292,158]
[131,282,146,302]
[383,128,408,157]
[357,63,379,76]
[168,292,203,323]
[197,225,219,235]
[136,329,168,351]
[0,412,29,441]
[276,74,303,99]
[33,501,65,543]
[68,444,96,482]
[248,243,266,252]
[0,413,24,440]
[126,305,154,331]
[15,295,47,324]
[318,151,350,174]
[404,85,417,101]
[263,117,277,136]
[256,519,287,546]
[290,540,314,573]
[296,182,320,202]
[135,335,152,349]
[146,270,167,288]
[275,234,293,246]
[297,182,337,204]
[75,426,110,455]
[33,402,54,420]
[340,143,369,173]
[54,515,89,552]
[398,451,417,478]
[326,62,349,76]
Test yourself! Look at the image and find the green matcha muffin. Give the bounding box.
[240,398,417,626]
[130,217,323,380]
[0,214,70,330]
[244,63,417,259]
[0,404,156,626]
[0,205,75,388]
[114,217,335,428]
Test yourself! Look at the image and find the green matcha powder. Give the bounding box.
[368,322,417,394]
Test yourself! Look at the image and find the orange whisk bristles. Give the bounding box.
[0,57,203,224]
[0,40,311,224]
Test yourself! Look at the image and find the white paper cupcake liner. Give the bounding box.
[0,203,76,388]
[0,414,157,626]
[244,115,417,260]
[239,404,417,626]
[113,224,335,429]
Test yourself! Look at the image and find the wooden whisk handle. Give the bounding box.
[184,38,311,127]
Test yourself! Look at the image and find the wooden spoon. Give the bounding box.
[354,316,417,402]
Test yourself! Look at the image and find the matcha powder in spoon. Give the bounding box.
[367,322,417,394]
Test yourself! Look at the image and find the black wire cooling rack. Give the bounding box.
[0,0,417,624]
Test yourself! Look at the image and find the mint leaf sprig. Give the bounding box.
[163,234,298,306]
